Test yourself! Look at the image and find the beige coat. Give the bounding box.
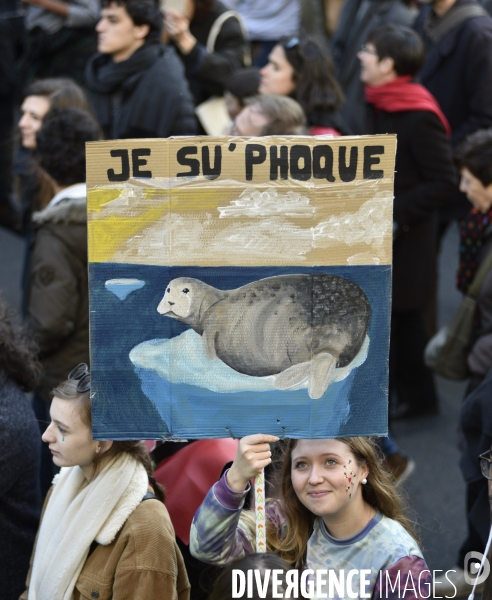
[21,488,190,600]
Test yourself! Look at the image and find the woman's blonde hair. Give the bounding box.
[242,437,416,568]
[51,378,165,502]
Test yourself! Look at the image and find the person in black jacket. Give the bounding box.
[0,296,42,600]
[414,0,492,223]
[436,130,492,597]
[164,0,249,105]
[85,0,198,139]
[358,24,456,418]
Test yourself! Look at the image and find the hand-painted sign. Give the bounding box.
[86,135,395,440]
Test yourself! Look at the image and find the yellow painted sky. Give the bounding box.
[87,180,393,267]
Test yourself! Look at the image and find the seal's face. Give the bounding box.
[157,279,193,318]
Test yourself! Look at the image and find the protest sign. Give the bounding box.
[86,135,395,440]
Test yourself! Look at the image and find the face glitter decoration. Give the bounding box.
[343,460,355,499]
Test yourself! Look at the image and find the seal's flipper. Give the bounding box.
[202,329,218,360]
[308,352,337,399]
[274,362,310,390]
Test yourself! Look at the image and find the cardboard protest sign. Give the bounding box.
[86,135,395,440]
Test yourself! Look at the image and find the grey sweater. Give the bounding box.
[25,0,99,34]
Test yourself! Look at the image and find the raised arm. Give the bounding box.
[190,434,278,566]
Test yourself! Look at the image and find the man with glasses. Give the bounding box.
[330,0,413,134]
[357,24,455,421]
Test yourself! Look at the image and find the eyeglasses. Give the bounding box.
[68,363,91,393]
[480,450,492,480]
[360,44,378,56]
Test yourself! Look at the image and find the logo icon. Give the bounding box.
[464,552,490,585]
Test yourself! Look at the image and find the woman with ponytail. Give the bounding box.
[21,364,190,600]
[190,435,431,599]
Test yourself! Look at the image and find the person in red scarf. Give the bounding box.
[358,24,456,419]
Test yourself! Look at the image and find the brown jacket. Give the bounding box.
[25,194,90,403]
[21,488,191,600]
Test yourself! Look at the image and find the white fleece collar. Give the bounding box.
[96,462,149,545]
[48,183,87,208]
[29,454,148,600]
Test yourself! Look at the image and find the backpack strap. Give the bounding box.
[425,4,488,43]
[467,248,492,300]
[141,491,158,501]
[87,540,99,558]
[206,10,252,66]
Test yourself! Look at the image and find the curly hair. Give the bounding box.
[279,36,344,115]
[51,377,166,502]
[241,437,417,568]
[0,296,42,392]
[36,107,101,186]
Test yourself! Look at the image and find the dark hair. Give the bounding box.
[367,24,425,77]
[454,129,492,186]
[209,553,295,600]
[0,296,42,392]
[19,79,100,212]
[36,107,100,186]
[101,0,163,42]
[245,94,306,135]
[279,36,344,115]
[225,68,261,101]
[192,0,214,21]
[52,377,166,502]
[23,78,92,112]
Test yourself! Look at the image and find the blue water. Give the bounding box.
[89,263,390,440]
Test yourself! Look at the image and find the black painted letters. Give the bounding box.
[107,149,130,182]
[132,148,151,178]
[245,144,267,180]
[363,146,384,179]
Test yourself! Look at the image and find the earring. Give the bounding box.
[362,478,367,485]
[96,445,101,454]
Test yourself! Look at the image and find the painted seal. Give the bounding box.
[157,274,371,399]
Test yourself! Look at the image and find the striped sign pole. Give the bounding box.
[255,468,266,553]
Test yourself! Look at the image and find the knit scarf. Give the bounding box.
[85,42,161,95]
[28,453,148,600]
[364,75,451,136]
[457,207,492,293]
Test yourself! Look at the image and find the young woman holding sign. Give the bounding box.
[190,435,431,599]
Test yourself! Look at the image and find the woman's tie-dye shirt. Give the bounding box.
[190,472,432,599]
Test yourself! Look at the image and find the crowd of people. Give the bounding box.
[2,0,492,598]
